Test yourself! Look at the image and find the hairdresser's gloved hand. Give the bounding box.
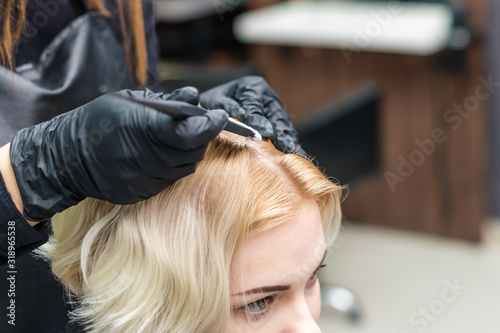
[200,75,305,156]
[10,88,228,222]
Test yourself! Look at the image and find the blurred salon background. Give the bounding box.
[155,0,498,332]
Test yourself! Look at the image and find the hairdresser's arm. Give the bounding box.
[0,88,227,265]
[7,88,227,223]
[0,144,37,226]
[0,144,50,266]
[200,76,305,156]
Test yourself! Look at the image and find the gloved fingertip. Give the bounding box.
[259,119,274,137]
[207,109,229,129]
[214,100,244,119]
[142,88,155,97]
[168,86,200,105]
[273,134,306,156]
[295,146,308,159]
[245,115,273,137]
[232,106,246,119]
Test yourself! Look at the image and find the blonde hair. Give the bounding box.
[36,133,342,333]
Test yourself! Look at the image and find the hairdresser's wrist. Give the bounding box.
[0,144,38,227]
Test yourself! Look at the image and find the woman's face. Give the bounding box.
[228,199,325,333]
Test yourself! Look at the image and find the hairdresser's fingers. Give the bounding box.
[128,86,201,106]
[175,109,229,148]
[201,95,245,120]
[151,109,228,150]
[165,86,200,105]
[261,97,301,153]
[153,145,208,170]
[162,163,198,181]
[236,88,275,138]
[238,81,304,155]
[108,174,185,204]
[200,76,305,155]
[126,88,168,101]
[245,114,274,138]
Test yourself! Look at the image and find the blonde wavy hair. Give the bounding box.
[35,132,342,333]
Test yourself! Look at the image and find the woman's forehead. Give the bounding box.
[230,199,325,291]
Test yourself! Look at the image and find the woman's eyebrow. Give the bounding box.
[231,249,328,297]
[232,285,291,296]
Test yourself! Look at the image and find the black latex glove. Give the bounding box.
[200,75,305,156]
[10,88,228,222]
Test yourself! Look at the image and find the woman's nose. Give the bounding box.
[281,298,322,333]
[295,318,321,333]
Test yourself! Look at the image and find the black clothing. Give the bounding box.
[10,89,227,221]
[16,0,162,90]
[0,173,50,267]
[0,0,162,250]
[15,0,87,66]
[0,2,162,332]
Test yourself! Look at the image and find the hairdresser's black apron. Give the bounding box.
[0,11,133,146]
[0,11,133,333]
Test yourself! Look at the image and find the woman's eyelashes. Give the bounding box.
[308,263,327,284]
[234,264,327,320]
[235,295,276,319]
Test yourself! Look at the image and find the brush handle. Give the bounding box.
[109,92,261,140]
[224,118,256,138]
[109,93,206,120]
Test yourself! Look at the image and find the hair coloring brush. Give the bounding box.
[109,92,262,142]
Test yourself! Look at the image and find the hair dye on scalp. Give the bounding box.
[36,132,343,333]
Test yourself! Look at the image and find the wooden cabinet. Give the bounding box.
[245,0,488,241]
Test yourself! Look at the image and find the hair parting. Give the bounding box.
[35,133,343,332]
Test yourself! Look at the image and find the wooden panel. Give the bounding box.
[382,56,442,234]
[249,44,487,241]
[246,0,281,10]
[442,44,488,240]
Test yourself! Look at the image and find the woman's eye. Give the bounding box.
[309,264,326,283]
[239,295,275,313]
